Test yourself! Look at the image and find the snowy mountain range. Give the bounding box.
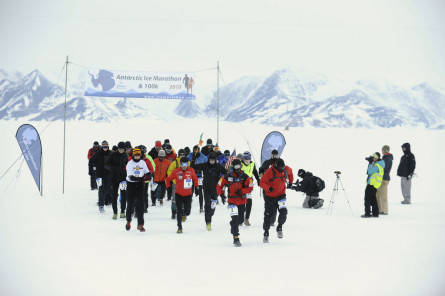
[1,68,444,128]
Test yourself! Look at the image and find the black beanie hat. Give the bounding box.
[184,147,191,155]
[208,152,217,160]
[274,158,285,172]
[178,149,185,155]
[180,156,189,163]
[118,142,126,149]
[207,139,212,145]
[125,141,132,149]
[272,149,279,155]
[298,169,306,177]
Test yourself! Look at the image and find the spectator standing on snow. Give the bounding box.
[88,141,100,190]
[125,148,151,232]
[241,151,260,226]
[107,141,129,219]
[165,157,199,234]
[376,145,393,214]
[259,158,293,243]
[90,140,112,213]
[194,152,228,230]
[397,143,416,205]
[216,159,253,247]
[362,152,385,218]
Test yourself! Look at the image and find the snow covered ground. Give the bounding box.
[1,118,444,296]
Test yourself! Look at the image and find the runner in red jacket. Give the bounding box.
[216,159,253,247]
[165,157,199,233]
[259,158,293,243]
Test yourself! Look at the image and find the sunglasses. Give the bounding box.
[103,145,109,148]
[179,154,185,157]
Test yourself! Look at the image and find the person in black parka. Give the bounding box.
[397,143,416,204]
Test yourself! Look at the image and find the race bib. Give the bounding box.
[96,178,102,187]
[211,200,217,209]
[278,199,287,209]
[119,181,127,190]
[134,170,141,177]
[246,193,252,199]
[228,204,238,216]
[152,182,158,191]
[198,177,203,186]
[184,179,192,189]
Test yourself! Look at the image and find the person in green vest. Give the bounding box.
[241,151,260,226]
[362,152,385,218]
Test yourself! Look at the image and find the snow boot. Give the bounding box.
[263,231,269,243]
[244,219,251,226]
[125,221,131,231]
[137,225,145,232]
[233,236,242,247]
[112,214,118,220]
[277,227,283,239]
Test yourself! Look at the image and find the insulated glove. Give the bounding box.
[195,187,200,196]
[287,183,292,189]
[268,187,274,192]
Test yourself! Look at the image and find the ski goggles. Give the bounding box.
[103,145,109,149]
[181,162,188,167]
[233,164,241,170]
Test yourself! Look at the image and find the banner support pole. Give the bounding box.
[217,61,220,144]
[63,55,68,194]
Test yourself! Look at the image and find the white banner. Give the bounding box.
[85,69,196,99]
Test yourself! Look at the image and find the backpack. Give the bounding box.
[311,176,325,193]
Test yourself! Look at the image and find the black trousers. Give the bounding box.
[245,198,252,219]
[126,181,145,226]
[197,185,204,209]
[98,174,111,207]
[90,172,97,189]
[263,190,277,223]
[143,182,149,210]
[110,178,127,214]
[263,195,287,232]
[152,182,166,204]
[176,194,192,228]
[229,203,246,237]
[364,184,379,216]
[203,187,217,224]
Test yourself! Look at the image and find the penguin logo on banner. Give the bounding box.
[15,124,42,194]
[261,131,286,164]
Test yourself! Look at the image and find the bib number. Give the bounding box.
[96,178,102,187]
[228,204,238,216]
[184,179,192,189]
[278,199,287,209]
[211,200,217,209]
[119,181,127,190]
[246,193,252,199]
[198,177,203,186]
[134,170,141,177]
[151,182,158,191]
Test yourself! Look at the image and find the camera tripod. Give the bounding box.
[327,171,353,215]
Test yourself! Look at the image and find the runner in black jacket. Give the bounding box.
[193,152,227,230]
[107,141,129,219]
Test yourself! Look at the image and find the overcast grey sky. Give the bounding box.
[1,0,444,96]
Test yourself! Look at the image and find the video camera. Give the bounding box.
[365,156,373,164]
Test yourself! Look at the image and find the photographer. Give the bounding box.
[293,169,324,209]
[362,152,385,218]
